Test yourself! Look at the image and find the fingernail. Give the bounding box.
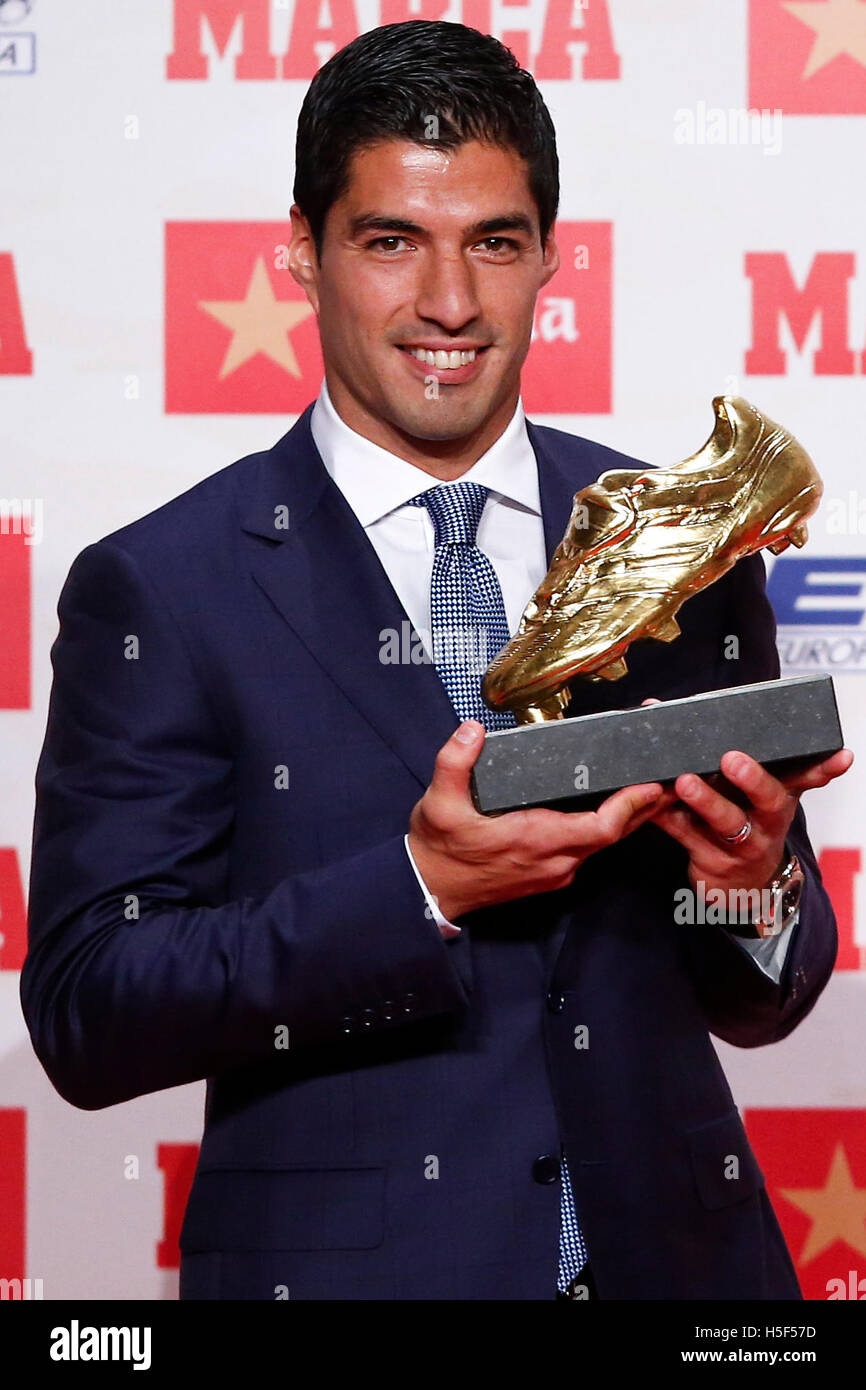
[455,722,478,743]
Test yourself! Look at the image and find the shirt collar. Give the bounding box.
[310,376,542,527]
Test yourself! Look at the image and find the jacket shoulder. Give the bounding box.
[526,418,653,474]
[95,446,272,562]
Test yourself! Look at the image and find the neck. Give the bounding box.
[324,374,519,481]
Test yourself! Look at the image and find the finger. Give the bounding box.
[777,747,855,795]
[523,782,676,852]
[717,751,792,818]
[538,783,664,854]
[621,783,680,831]
[428,720,485,804]
[649,801,731,859]
[640,697,662,706]
[508,782,666,847]
[618,799,677,840]
[592,782,666,844]
[675,769,769,842]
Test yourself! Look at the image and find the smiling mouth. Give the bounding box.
[398,345,488,369]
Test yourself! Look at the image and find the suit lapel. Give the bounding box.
[240,405,460,792]
[530,419,585,569]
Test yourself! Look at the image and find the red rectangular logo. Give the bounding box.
[746,1108,866,1298]
[165,222,323,414]
[0,1109,26,1284]
[749,0,866,114]
[523,221,612,413]
[0,532,30,709]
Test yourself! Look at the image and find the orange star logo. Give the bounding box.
[779,1142,866,1263]
[784,0,866,78]
[198,257,315,380]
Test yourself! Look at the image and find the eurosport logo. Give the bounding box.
[768,556,866,672]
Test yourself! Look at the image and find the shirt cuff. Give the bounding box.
[403,833,462,939]
[728,906,799,984]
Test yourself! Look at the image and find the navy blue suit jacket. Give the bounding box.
[22,405,836,1300]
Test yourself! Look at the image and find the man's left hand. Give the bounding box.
[646,742,854,895]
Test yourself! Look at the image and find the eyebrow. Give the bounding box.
[347,212,537,240]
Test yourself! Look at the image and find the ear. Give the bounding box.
[540,230,560,287]
[288,204,320,314]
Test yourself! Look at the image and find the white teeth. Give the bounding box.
[408,348,476,368]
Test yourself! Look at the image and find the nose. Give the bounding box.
[414,245,482,332]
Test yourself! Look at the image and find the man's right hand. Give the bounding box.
[407,719,673,922]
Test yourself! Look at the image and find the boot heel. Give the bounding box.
[768,522,809,556]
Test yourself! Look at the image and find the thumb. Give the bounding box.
[429,720,485,802]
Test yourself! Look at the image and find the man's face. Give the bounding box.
[289,138,559,458]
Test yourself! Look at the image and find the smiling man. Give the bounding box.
[290,137,553,465]
[23,20,851,1302]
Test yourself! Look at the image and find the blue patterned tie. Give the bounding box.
[408,481,589,1293]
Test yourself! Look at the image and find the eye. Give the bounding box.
[367,236,412,253]
[476,237,521,256]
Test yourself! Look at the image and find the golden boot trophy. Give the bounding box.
[471,397,842,815]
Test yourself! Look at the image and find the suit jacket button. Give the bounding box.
[400,993,417,1013]
[359,1008,377,1029]
[532,1154,561,1184]
[342,1014,356,1035]
[381,1000,396,1022]
[547,993,566,1014]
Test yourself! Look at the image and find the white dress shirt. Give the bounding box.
[309,377,796,982]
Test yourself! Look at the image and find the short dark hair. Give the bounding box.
[293,20,559,261]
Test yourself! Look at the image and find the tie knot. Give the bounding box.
[407,481,490,547]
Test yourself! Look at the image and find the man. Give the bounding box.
[22,21,851,1301]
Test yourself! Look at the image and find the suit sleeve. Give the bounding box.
[20,540,470,1111]
[674,551,838,1047]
